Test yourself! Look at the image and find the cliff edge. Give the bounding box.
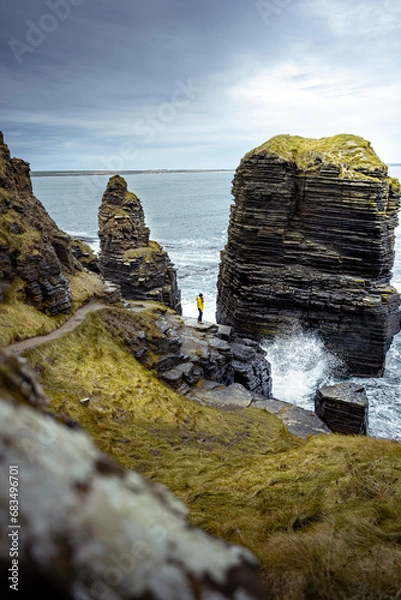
[0,132,78,315]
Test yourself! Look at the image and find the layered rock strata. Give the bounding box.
[98,176,181,313]
[217,134,401,376]
[0,132,77,315]
[0,351,267,599]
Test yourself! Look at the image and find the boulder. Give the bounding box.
[216,134,401,377]
[314,382,369,434]
[98,176,181,313]
[0,351,268,599]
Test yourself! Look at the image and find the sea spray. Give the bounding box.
[263,329,342,408]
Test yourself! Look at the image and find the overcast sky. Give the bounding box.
[1,0,400,170]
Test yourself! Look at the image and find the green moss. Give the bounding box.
[106,174,127,189]
[122,246,152,261]
[24,309,401,599]
[122,241,161,263]
[123,190,141,206]
[247,134,394,182]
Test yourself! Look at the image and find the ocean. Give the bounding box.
[32,166,401,441]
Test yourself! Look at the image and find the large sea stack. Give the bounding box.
[216,134,401,377]
[98,175,182,313]
[0,132,76,315]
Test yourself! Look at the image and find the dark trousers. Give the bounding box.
[198,309,203,323]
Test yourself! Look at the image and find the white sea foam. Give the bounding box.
[262,329,342,408]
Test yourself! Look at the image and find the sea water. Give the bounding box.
[32,166,401,441]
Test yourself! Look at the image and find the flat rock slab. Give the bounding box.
[252,396,331,438]
[187,382,253,410]
[314,382,369,435]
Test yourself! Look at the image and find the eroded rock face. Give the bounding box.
[0,132,76,315]
[0,352,268,599]
[217,134,401,377]
[98,176,182,313]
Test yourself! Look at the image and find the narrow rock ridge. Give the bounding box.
[98,175,182,313]
[0,132,78,314]
[217,134,401,377]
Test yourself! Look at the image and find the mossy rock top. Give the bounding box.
[102,175,142,208]
[245,134,396,183]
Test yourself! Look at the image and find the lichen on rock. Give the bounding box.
[0,350,267,599]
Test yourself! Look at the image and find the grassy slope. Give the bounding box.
[25,309,401,600]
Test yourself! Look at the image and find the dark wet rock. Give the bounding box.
[314,382,369,435]
[98,176,181,313]
[216,134,401,377]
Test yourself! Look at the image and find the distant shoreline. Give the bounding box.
[31,168,235,178]
[31,165,400,178]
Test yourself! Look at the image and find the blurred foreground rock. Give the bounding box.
[0,352,268,599]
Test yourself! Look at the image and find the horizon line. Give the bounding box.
[31,168,236,177]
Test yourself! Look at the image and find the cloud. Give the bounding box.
[0,0,400,168]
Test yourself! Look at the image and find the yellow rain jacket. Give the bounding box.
[196,295,204,311]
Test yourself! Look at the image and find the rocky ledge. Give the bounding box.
[217,134,401,377]
[98,176,182,313]
[0,132,80,315]
[101,305,329,437]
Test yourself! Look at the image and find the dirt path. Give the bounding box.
[3,302,108,357]
[3,300,164,357]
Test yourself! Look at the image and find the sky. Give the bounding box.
[0,0,400,170]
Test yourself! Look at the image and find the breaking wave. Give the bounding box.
[262,329,343,409]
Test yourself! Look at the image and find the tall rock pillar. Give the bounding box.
[98,176,182,313]
[216,134,401,377]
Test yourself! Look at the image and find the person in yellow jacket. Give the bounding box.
[196,293,204,323]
